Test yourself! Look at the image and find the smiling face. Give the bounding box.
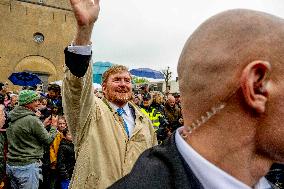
[103,71,132,107]
[25,99,41,112]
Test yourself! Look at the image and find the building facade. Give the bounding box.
[0,0,76,91]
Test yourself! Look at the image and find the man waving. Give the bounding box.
[62,0,157,188]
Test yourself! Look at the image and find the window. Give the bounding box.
[33,32,44,44]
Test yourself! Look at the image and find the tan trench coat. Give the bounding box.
[62,61,157,189]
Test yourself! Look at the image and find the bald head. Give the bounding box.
[178,9,284,121]
[167,95,176,108]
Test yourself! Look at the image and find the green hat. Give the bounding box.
[19,90,40,106]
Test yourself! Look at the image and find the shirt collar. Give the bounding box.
[109,102,131,116]
[175,127,271,189]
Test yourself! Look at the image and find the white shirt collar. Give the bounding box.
[109,102,135,137]
[109,102,131,116]
[175,127,271,189]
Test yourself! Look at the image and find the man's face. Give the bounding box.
[168,98,176,108]
[25,99,40,112]
[48,90,57,99]
[256,78,284,163]
[103,71,132,106]
[143,99,151,107]
[175,96,180,103]
[133,97,140,105]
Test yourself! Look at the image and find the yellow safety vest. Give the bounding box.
[141,107,161,129]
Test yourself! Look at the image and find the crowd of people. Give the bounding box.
[0,82,76,189]
[0,0,284,188]
[132,86,183,143]
[0,66,184,189]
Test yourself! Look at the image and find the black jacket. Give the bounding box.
[109,133,204,189]
[57,139,75,180]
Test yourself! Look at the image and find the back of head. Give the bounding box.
[178,9,284,121]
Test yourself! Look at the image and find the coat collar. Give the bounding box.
[155,133,204,188]
[101,98,146,137]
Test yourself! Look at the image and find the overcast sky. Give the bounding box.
[91,0,284,79]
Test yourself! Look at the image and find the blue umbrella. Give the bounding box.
[8,72,42,86]
[130,68,164,79]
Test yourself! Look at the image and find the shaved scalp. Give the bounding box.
[167,95,175,102]
[177,9,284,120]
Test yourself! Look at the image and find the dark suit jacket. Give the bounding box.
[109,133,204,189]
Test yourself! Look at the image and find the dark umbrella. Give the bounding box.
[130,68,164,79]
[8,72,42,86]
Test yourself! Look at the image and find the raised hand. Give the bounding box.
[70,0,100,27]
[43,116,52,127]
[70,0,100,45]
[51,115,59,127]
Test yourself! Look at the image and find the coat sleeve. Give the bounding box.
[149,120,158,146]
[32,118,56,145]
[62,49,94,149]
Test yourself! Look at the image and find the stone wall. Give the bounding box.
[0,0,76,91]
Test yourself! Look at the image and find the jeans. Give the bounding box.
[6,162,42,189]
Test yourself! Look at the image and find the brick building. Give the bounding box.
[0,0,76,91]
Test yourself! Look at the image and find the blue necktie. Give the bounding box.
[117,108,130,138]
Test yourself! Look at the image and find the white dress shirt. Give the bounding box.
[109,102,135,137]
[67,44,92,55]
[175,127,272,189]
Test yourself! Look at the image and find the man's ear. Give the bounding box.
[240,60,271,113]
[102,83,106,95]
[102,83,106,91]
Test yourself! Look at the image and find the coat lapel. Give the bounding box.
[157,133,205,189]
